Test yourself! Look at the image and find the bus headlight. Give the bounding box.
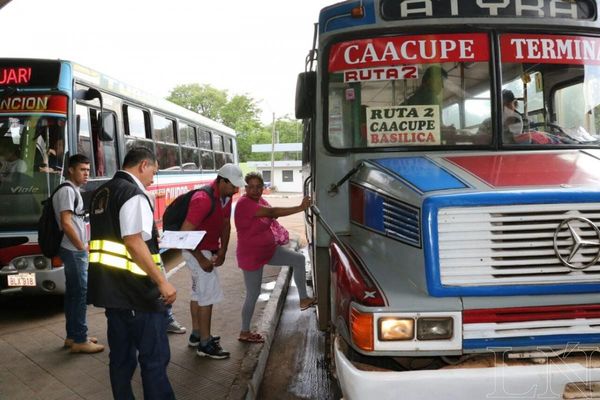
[14,258,29,270]
[417,317,453,340]
[34,256,48,270]
[378,317,414,341]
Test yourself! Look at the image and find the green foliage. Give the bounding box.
[166,84,303,163]
[167,84,227,121]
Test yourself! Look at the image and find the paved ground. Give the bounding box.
[0,194,307,400]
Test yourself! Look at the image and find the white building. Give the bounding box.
[249,143,303,193]
[246,160,303,193]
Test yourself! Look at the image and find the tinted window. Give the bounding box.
[153,114,175,143]
[179,122,196,147]
[198,130,212,149]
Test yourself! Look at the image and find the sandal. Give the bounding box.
[300,297,317,311]
[238,332,265,343]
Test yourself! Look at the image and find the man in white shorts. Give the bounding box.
[180,164,244,359]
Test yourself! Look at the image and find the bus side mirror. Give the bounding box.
[99,112,115,141]
[295,71,316,119]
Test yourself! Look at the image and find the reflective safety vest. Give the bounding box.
[89,239,162,276]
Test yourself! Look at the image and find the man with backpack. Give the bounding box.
[179,163,244,359]
[53,154,104,354]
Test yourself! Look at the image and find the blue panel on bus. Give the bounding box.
[364,189,384,231]
[422,190,600,297]
[58,62,73,92]
[373,157,468,193]
[319,1,376,34]
[464,334,600,350]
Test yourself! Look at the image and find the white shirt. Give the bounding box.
[119,171,153,241]
[53,181,86,251]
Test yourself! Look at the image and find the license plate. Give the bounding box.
[7,273,36,287]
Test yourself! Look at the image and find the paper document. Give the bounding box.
[160,230,206,250]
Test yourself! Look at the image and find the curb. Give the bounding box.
[227,264,292,399]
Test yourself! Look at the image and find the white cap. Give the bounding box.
[218,163,245,188]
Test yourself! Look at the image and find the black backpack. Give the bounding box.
[37,183,79,258]
[162,185,215,231]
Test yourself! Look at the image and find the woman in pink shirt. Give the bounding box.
[235,172,316,343]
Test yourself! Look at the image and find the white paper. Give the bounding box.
[159,230,206,250]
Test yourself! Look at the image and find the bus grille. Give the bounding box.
[383,198,420,247]
[438,203,600,286]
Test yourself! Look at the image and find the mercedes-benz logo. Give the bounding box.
[553,217,600,270]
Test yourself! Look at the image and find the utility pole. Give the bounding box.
[271,112,276,190]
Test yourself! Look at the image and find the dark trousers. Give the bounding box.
[105,308,175,400]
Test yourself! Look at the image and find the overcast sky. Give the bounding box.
[0,0,336,123]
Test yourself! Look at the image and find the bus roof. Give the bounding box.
[68,59,237,136]
[319,0,600,36]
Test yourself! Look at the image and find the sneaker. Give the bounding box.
[196,338,230,359]
[188,335,220,347]
[188,334,200,347]
[70,341,104,354]
[167,320,186,334]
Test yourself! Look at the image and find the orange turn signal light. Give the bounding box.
[350,306,374,351]
[51,256,63,268]
[351,6,364,18]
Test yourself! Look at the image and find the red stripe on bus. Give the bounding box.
[463,304,600,323]
[445,152,600,188]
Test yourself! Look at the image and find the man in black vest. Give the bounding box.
[88,147,177,400]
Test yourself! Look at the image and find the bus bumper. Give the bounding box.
[334,337,600,400]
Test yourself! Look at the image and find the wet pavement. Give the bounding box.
[0,194,307,400]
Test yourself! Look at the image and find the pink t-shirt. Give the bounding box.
[184,180,232,251]
[234,195,277,271]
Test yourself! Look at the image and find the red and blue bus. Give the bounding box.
[297,1,600,398]
[0,58,237,296]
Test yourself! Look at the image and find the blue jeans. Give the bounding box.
[59,247,88,344]
[105,308,175,400]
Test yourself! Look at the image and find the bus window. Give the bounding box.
[214,152,226,169]
[179,122,196,147]
[499,34,600,145]
[179,122,200,170]
[327,35,493,149]
[90,109,118,178]
[76,105,94,169]
[152,114,180,171]
[124,105,149,139]
[198,130,212,149]
[200,150,214,170]
[212,133,223,152]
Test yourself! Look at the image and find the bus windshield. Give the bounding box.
[326,32,600,150]
[0,115,66,229]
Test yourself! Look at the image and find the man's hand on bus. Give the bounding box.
[158,280,177,305]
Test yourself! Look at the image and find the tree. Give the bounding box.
[166,84,302,163]
[167,84,227,121]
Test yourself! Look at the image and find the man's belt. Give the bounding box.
[89,239,161,276]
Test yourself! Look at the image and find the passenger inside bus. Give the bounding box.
[0,140,27,179]
[404,65,447,107]
[501,89,524,143]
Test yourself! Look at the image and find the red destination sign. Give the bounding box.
[501,34,600,65]
[0,67,32,85]
[0,95,68,115]
[329,33,489,72]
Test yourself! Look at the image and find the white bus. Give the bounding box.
[0,59,237,296]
